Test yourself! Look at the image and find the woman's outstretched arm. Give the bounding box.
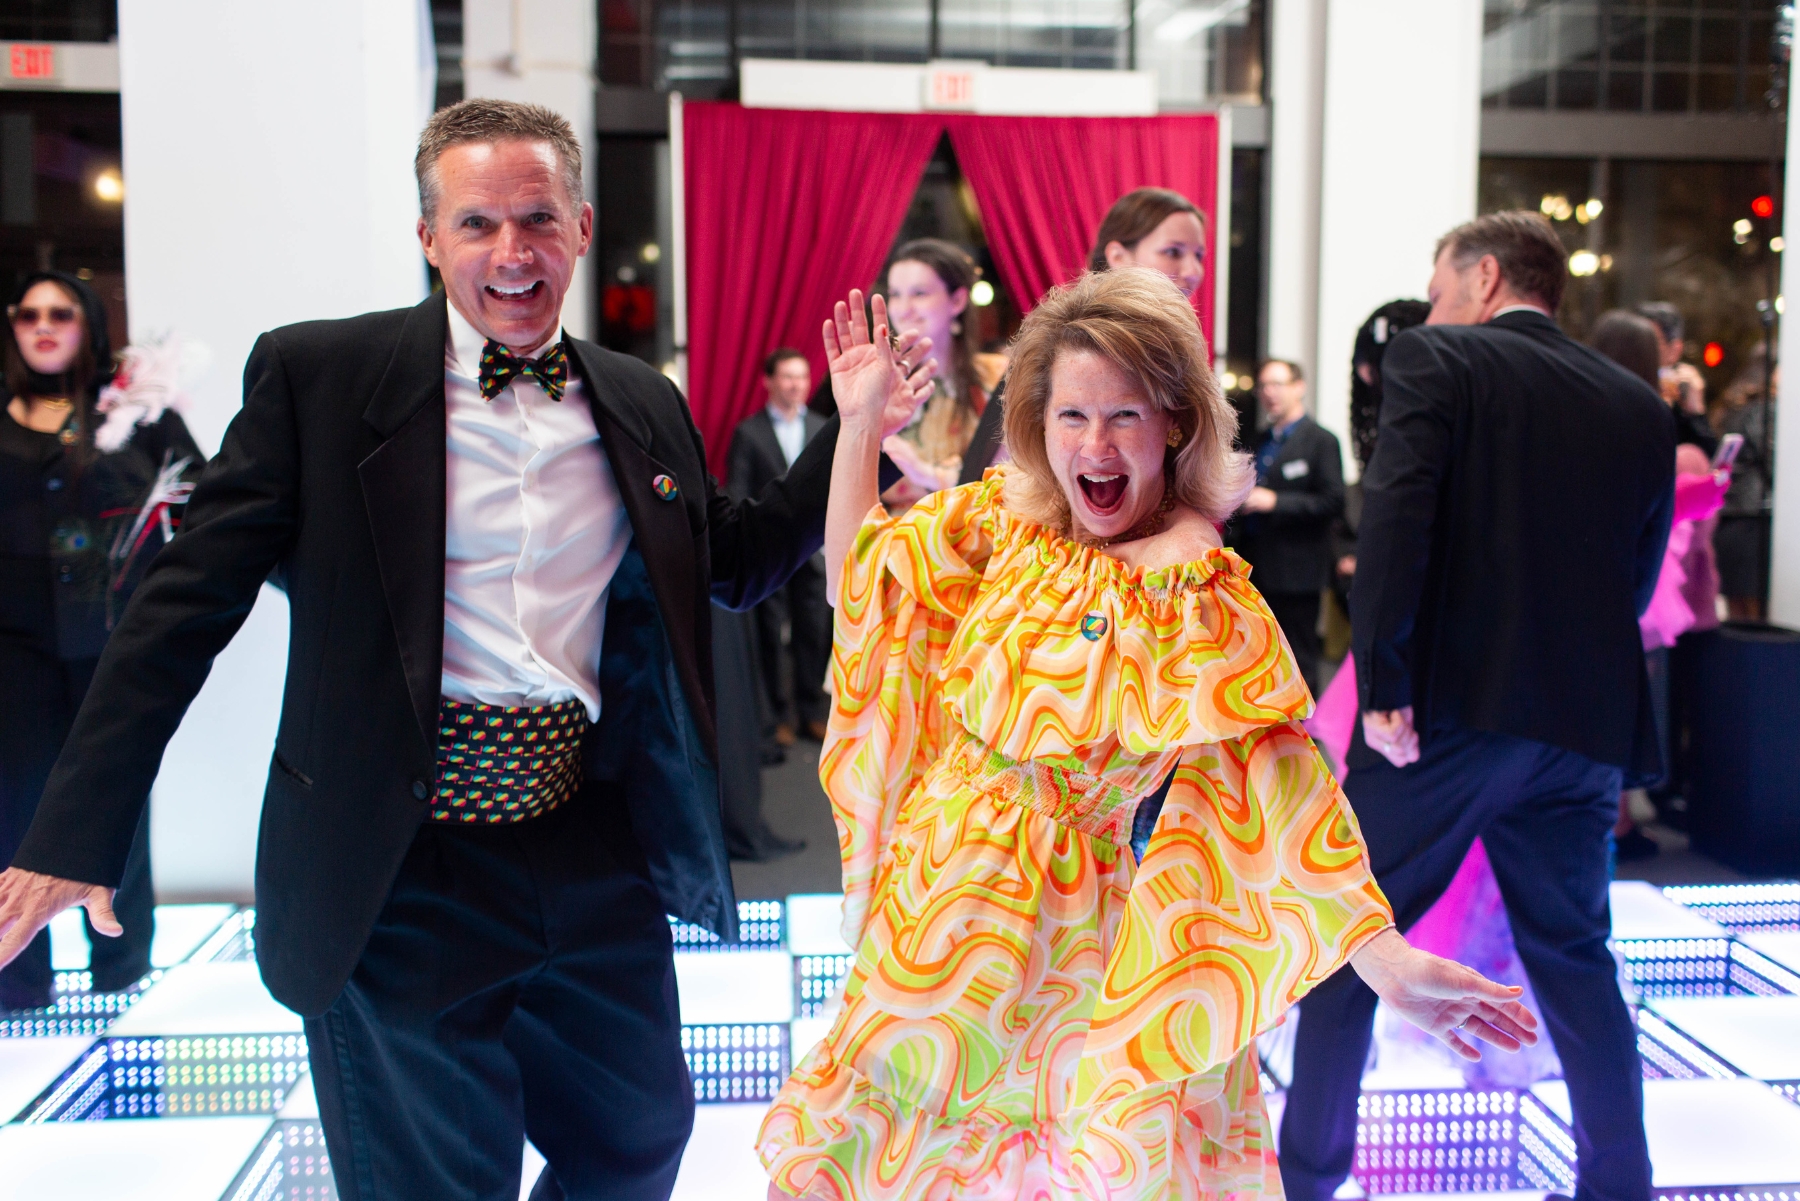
[822,289,933,602]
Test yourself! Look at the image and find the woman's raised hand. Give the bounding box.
[1349,928,1541,1061]
[825,290,934,438]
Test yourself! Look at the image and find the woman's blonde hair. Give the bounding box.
[1002,268,1252,533]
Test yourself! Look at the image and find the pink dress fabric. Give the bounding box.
[1639,469,1729,651]
[1675,445,1723,635]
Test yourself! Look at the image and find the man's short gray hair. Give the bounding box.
[415,98,584,226]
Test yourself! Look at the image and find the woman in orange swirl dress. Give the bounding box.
[759,269,1539,1201]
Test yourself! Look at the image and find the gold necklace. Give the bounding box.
[34,396,73,411]
[1096,486,1178,548]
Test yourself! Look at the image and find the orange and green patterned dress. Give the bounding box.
[758,471,1393,1200]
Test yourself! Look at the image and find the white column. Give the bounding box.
[118,0,433,898]
[462,0,598,340]
[1313,0,1483,475]
[1770,85,1800,628]
[1263,0,1327,383]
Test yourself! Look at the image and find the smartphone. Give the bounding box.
[1713,432,1745,471]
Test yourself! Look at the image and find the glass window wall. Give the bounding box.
[1483,0,1784,114]
[600,0,1265,108]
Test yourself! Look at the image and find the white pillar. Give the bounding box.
[1770,83,1800,628]
[118,0,433,898]
[1313,0,1483,476]
[462,0,598,340]
[1264,0,1326,385]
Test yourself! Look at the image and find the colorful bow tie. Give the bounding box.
[478,338,569,402]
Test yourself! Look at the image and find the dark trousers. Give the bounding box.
[1264,589,1324,696]
[750,557,830,729]
[305,783,694,1201]
[1279,726,1650,1201]
[0,645,154,1006]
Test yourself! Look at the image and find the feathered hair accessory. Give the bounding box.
[94,335,209,453]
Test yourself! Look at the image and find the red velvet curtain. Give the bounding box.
[682,103,940,476]
[681,106,1221,473]
[945,114,1221,347]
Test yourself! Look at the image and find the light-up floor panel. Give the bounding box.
[108,962,304,1036]
[0,1036,94,1122]
[1642,1078,1800,1188]
[18,1034,309,1121]
[0,1115,272,1201]
[1649,996,1800,1082]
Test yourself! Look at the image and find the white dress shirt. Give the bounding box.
[440,302,632,722]
[768,404,808,468]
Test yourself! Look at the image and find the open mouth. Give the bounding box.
[485,281,544,303]
[1078,473,1128,515]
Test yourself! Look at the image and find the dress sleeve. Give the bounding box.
[820,479,998,949]
[1074,720,1393,1104]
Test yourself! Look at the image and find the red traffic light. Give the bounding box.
[1752,194,1776,219]
[1703,342,1726,368]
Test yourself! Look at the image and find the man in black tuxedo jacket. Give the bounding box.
[1279,213,1673,1201]
[727,348,831,745]
[0,99,921,1201]
[1229,357,1344,693]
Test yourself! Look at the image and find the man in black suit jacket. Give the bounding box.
[1230,358,1344,694]
[1279,213,1673,1201]
[728,349,832,745]
[0,100,919,1201]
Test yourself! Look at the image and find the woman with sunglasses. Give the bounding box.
[0,271,204,1009]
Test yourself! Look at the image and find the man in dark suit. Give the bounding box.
[1230,358,1344,693]
[0,99,920,1201]
[1279,212,1673,1201]
[728,348,831,746]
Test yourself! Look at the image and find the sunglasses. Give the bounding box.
[9,305,79,326]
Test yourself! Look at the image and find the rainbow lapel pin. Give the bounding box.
[652,474,679,501]
[1080,613,1108,641]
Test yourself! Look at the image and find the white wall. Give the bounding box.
[462,0,597,340]
[1771,85,1800,628]
[119,0,434,899]
[1264,0,1327,382]
[1312,0,1484,473]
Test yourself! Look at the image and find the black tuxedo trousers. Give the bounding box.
[1279,727,1651,1201]
[309,783,689,1201]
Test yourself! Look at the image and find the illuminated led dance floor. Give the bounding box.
[0,883,1796,1200]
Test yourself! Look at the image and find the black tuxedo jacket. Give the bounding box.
[14,291,837,1015]
[1229,415,1345,595]
[725,406,828,504]
[1349,309,1675,776]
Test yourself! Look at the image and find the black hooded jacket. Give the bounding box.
[0,271,205,660]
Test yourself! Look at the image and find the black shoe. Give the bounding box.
[1615,826,1661,862]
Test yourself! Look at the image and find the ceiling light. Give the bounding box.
[970,279,995,307]
[1568,250,1599,277]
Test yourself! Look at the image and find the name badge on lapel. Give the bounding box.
[1281,459,1310,481]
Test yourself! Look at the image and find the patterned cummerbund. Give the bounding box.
[430,698,588,824]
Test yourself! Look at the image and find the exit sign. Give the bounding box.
[8,44,56,81]
[924,65,978,111]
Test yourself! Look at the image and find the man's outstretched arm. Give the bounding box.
[0,332,303,968]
